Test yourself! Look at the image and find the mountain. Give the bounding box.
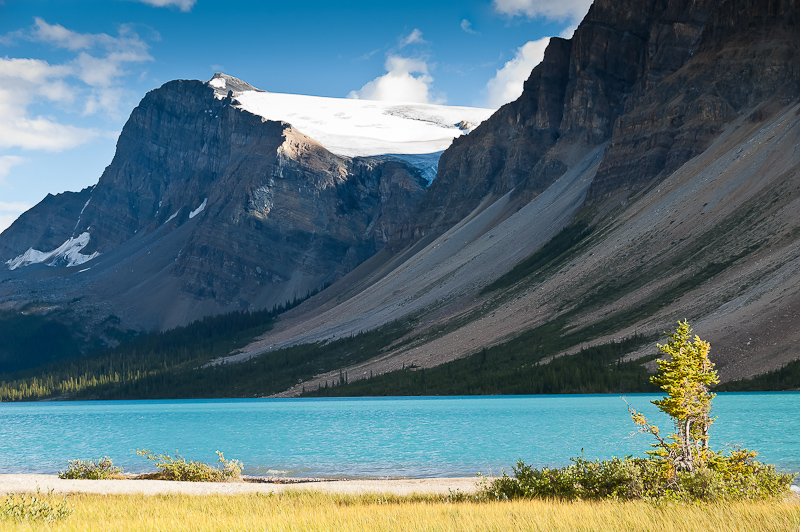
[2,0,799,395]
[0,75,492,335]
[218,0,800,391]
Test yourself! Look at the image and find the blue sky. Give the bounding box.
[0,0,592,232]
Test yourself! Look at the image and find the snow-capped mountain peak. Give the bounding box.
[208,73,495,175]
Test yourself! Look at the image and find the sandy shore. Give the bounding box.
[0,474,481,496]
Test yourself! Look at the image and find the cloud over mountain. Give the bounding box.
[492,0,592,24]
[348,30,443,104]
[348,55,439,104]
[484,37,549,108]
[0,18,155,156]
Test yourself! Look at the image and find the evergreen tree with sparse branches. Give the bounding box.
[628,320,719,472]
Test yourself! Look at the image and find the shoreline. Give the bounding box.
[0,474,482,496]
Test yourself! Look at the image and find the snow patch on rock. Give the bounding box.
[164,211,180,224]
[206,74,493,182]
[72,198,92,233]
[209,77,226,90]
[189,198,207,219]
[5,232,100,271]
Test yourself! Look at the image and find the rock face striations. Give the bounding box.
[589,0,800,197]
[0,79,426,329]
[414,0,800,237]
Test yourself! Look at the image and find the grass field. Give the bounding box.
[2,491,799,531]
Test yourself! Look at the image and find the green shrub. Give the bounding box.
[135,449,242,482]
[482,451,796,502]
[482,324,796,503]
[0,489,73,523]
[58,456,124,479]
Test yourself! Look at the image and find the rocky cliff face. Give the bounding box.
[589,0,800,197]
[0,78,426,328]
[226,0,800,391]
[407,37,572,239]
[413,0,800,237]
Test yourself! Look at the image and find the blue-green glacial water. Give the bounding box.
[0,393,797,482]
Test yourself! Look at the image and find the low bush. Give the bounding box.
[482,451,796,502]
[135,449,242,482]
[58,456,124,479]
[0,489,73,523]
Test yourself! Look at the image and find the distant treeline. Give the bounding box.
[0,301,293,401]
[304,333,658,397]
[0,311,82,373]
[714,359,800,392]
[0,306,412,401]
[74,321,414,399]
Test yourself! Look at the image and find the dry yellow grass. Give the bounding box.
[2,492,799,532]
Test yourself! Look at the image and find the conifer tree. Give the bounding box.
[628,320,719,472]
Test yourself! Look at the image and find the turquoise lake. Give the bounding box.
[0,393,797,482]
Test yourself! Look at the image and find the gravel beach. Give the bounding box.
[0,474,481,496]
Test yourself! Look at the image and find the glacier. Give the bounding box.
[209,74,495,176]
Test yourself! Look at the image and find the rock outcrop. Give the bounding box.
[411,0,800,237]
[0,79,426,329]
[589,0,800,197]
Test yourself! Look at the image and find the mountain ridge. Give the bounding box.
[1,0,799,395]
[222,0,800,389]
[0,78,458,332]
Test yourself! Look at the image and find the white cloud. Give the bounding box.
[0,19,153,151]
[133,0,196,11]
[348,29,442,104]
[0,116,93,151]
[0,57,98,150]
[492,0,593,24]
[400,29,425,48]
[558,23,580,39]
[348,55,440,104]
[0,201,32,234]
[75,52,122,86]
[460,19,478,34]
[0,156,27,185]
[33,18,97,50]
[0,57,73,87]
[484,37,550,108]
[34,19,152,117]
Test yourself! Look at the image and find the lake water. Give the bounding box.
[0,393,797,483]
